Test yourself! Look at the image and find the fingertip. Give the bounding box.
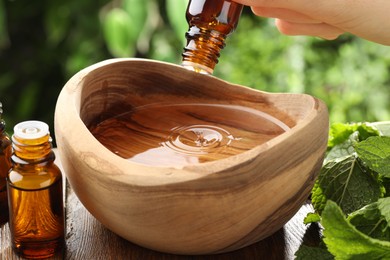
[274,19,294,36]
[251,6,267,17]
[275,18,344,40]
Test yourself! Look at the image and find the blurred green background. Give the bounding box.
[1,0,389,139]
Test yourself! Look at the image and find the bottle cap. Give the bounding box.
[14,120,49,139]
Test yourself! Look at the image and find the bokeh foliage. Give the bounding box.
[0,0,389,138]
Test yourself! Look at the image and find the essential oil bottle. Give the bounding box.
[181,0,244,74]
[7,120,64,259]
[0,102,12,225]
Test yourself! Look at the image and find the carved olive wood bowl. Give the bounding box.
[54,58,328,255]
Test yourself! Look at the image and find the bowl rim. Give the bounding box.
[55,58,327,186]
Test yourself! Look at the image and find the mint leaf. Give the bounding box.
[383,178,390,197]
[328,123,356,149]
[325,131,358,163]
[311,179,328,214]
[378,197,390,224]
[328,123,380,150]
[312,155,382,214]
[348,200,390,241]
[372,121,390,136]
[355,136,390,178]
[295,245,334,260]
[304,212,321,224]
[355,123,382,142]
[322,201,390,259]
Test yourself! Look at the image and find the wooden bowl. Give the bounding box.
[54,58,328,255]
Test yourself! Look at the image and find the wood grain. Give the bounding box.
[54,58,329,254]
[0,179,322,259]
[1,149,323,259]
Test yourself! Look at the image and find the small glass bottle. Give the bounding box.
[7,120,64,259]
[0,102,12,225]
[181,0,244,74]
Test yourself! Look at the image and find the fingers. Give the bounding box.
[250,6,344,40]
[234,0,327,11]
[233,0,390,45]
[275,19,344,40]
[251,7,320,24]
[234,0,349,23]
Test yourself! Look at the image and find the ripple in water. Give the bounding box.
[164,125,240,155]
[90,103,290,167]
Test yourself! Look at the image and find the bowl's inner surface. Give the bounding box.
[89,103,290,167]
[78,61,295,167]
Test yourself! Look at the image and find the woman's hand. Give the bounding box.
[233,0,390,45]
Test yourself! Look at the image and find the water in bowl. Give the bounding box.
[89,103,290,167]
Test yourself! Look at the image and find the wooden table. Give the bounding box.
[1,152,321,259]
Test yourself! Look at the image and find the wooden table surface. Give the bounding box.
[0,151,322,260]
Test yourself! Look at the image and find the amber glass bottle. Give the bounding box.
[7,120,64,259]
[181,0,243,74]
[0,102,12,225]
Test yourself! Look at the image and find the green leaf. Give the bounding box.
[166,0,188,45]
[355,123,382,142]
[312,155,382,214]
[122,0,148,41]
[102,8,135,57]
[373,121,390,137]
[355,136,390,178]
[304,212,321,224]
[328,123,356,149]
[383,178,390,197]
[378,197,390,224]
[44,3,71,46]
[311,179,328,214]
[325,131,358,163]
[328,123,380,150]
[295,245,334,260]
[322,201,390,260]
[348,199,390,241]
